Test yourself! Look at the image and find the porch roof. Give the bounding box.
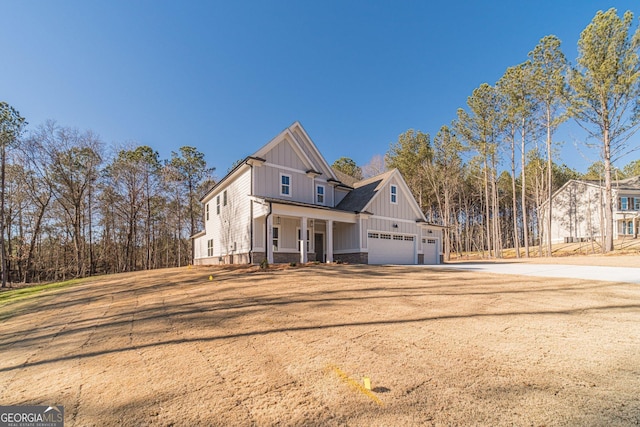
[256,197,360,214]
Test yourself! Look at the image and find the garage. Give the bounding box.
[423,237,439,264]
[367,232,416,264]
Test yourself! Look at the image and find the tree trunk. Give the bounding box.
[546,105,553,257]
[603,126,614,252]
[520,119,530,257]
[510,130,520,258]
[0,144,6,287]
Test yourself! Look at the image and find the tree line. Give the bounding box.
[0,113,214,286]
[336,8,640,259]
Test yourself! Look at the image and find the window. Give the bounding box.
[635,197,640,211]
[216,196,220,214]
[427,239,436,244]
[624,220,634,235]
[280,174,291,196]
[620,197,629,210]
[390,185,397,204]
[206,203,210,221]
[368,232,379,239]
[207,239,214,257]
[223,190,228,206]
[272,226,280,251]
[297,228,311,251]
[316,185,325,204]
[380,233,392,240]
[393,235,403,241]
[404,236,414,241]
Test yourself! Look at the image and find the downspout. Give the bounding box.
[249,200,254,264]
[248,162,254,264]
[265,201,273,263]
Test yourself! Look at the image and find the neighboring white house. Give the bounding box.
[192,121,443,265]
[544,176,640,244]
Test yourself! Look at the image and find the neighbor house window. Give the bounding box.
[223,190,228,206]
[620,197,629,210]
[216,196,220,214]
[390,185,397,204]
[626,221,634,235]
[635,197,640,210]
[316,185,325,204]
[280,174,291,196]
[206,203,210,221]
[207,239,214,257]
[272,226,280,251]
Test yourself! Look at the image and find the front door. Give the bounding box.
[314,233,324,262]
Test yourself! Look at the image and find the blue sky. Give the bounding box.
[2,1,638,178]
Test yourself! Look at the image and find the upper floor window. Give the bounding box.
[206,203,210,221]
[390,185,398,204]
[216,196,220,214]
[280,174,291,197]
[316,185,325,204]
[635,197,640,211]
[620,197,629,210]
[223,190,228,206]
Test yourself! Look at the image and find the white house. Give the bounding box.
[192,122,443,265]
[544,176,640,244]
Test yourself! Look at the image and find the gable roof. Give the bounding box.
[336,170,393,212]
[331,168,359,187]
[546,175,640,206]
[336,169,426,221]
[253,121,338,181]
[613,175,640,190]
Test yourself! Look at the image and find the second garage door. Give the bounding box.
[367,232,415,264]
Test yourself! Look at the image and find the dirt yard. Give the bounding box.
[1,260,639,426]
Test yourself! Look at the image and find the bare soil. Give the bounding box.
[1,261,639,426]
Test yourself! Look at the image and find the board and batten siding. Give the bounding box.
[367,177,420,221]
[254,165,315,203]
[333,222,359,253]
[264,139,307,171]
[359,177,423,249]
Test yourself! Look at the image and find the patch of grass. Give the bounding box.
[0,279,84,307]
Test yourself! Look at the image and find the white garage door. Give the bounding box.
[367,232,416,264]
[423,238,439,265]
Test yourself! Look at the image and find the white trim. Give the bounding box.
[289,122,338,180]
[279,173,292,197]
[264,162,308,175]
[370,215,419,224]
[334,249,363,254]
[316,184,326,205]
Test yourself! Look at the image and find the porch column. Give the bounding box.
[266,214,274,264]
[300,217,308,263]
[326,220,334,263]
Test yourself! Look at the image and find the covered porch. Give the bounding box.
[251,198,358,264]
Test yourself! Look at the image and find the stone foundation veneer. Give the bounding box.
[196,251,369,265]
[333,252,368,264]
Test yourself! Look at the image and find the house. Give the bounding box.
[192,122,443,265]
[544,176,640,244]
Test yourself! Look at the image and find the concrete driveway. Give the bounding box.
[429,262,640,284]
